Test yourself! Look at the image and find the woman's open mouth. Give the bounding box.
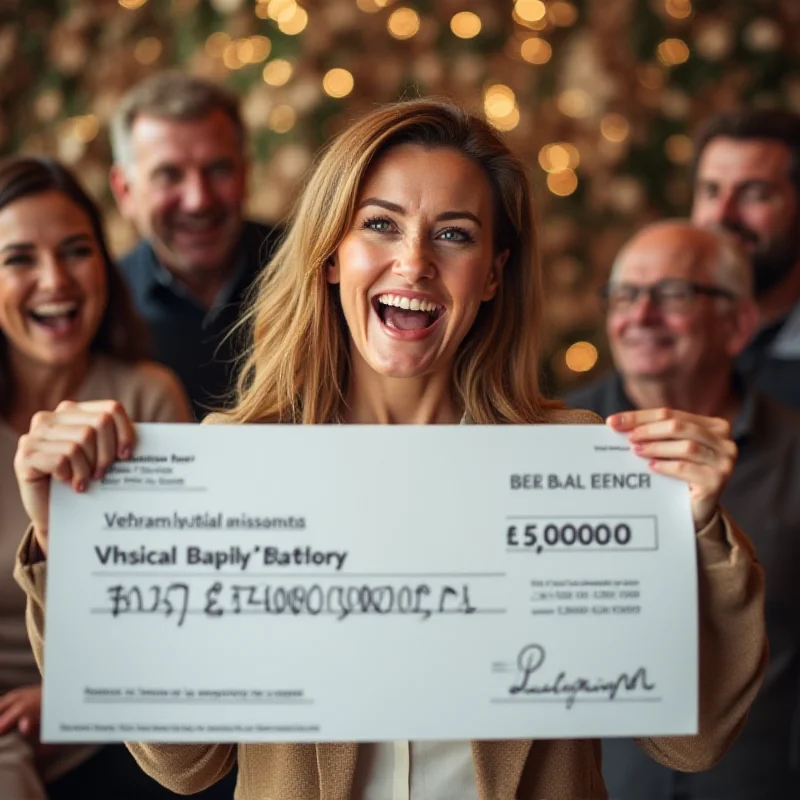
[373,293,444,333]
[26,301,81,337]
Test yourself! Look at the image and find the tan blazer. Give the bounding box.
[14,407,768,799]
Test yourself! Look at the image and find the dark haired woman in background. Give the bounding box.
[0,157,194,798]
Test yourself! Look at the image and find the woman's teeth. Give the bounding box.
[28,301,80,329]
[377,294,440,313]
[30,301,79,319]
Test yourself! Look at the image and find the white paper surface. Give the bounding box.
[41,423,698,743]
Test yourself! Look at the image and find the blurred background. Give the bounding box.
[0,0,797,392]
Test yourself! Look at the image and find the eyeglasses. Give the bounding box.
[600,278,738,314]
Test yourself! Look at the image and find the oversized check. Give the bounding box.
[42,424,698,743]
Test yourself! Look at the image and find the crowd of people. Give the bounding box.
[0,68,797,798]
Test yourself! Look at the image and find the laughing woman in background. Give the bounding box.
[0,157,192,798]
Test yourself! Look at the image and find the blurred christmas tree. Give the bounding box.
[0,0,797,388]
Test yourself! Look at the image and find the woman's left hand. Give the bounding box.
[0,685,42,739]
[607,408,737,530]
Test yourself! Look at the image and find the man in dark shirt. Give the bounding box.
[567,220,800,800]
[109,72,282,418]
[692,109,800,409]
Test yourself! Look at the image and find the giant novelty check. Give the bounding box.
[42,424,698,743]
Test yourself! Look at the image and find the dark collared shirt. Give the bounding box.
[566,373,800,800]
[737,302,800,412]
[118,220,282,419]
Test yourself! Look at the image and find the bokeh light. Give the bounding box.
[547,169,579,196]
[600,113,630,142]
[665,134,694,164]
[548,1,578,27]
[262,58,293,86]
[657,38,690,66]
[268,105,297,133]
[450,12,482,39]
[520,37,552,64]
[539,143,580,172]
[323,68,354,98]
[279,6,308,35]
[565,341,598,372]
[665,0,692,20]
[514,0,546,23]
[134,37,162,65]
[388,8,421,39]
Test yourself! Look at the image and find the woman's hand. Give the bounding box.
[607,408,737,530]
[14,400,135,555]
[0,685,42,739]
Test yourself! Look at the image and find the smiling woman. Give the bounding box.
[11,103,768,799]
[227,99,550,425]
[0,157,193,799]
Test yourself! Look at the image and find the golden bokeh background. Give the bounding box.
[1,0,797,390]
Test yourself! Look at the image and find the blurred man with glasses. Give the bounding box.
[567,219,800,800]
[691,109,800,409]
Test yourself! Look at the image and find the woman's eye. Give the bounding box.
[363,216,393,233]
[2,254,34,268]
[438,227,474,243]
[63,245,94,261]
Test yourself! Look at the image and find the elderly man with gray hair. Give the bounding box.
[567,220,800,799]
[109,71,282,419]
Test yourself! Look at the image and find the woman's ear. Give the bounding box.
[326,256,340,285]
[482,248,509,301]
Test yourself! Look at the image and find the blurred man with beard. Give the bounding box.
[692,109,800,409]
[110,72,282,418]
[567,220,800,800]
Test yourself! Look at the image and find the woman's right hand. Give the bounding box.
[13,400,135,555]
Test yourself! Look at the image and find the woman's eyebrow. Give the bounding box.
[357,198,482,226]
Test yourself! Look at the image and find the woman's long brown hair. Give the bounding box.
[229,99,557,424]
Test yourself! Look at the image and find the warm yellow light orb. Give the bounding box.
[520,37,552,64]
[557,89,592,118]
[547,169,579,197]
[548,1,578,26]
[514,0,546,23]
[268,105,297,133]
[323,68,355,98]
[262,58,294,86]
[657,37,690,66]
[134,37,162,65]
[665,0,692,20]
[248,36,272,62]
[268,0,295,20]
[600,113,630,143]
[388,8,421,39]
[492,107,521,132]
[278,6,308,34]
[539,143,579,173]
[665,134,694,164]
[484,84,516,119]
[450,12,482,39]
[565,341,598,372]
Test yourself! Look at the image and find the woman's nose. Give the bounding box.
[37,255,73,291]
[392,236,436,283]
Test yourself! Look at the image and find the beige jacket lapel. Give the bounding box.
[316,742,359,799]
[472,740,533,799]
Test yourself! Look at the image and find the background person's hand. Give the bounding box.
[0,685,42,739]
[14,400,135,555]
[607,408,737,530]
